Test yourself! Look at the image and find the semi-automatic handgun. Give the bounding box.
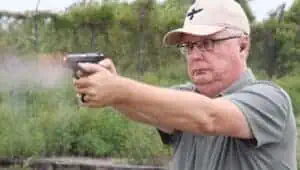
[63,52,106,103]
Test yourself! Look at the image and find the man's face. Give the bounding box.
[180,30,248,93]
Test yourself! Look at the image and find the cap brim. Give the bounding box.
[163,25,226,45]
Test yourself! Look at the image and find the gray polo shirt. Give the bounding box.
[158,69,297,170]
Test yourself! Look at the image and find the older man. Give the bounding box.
[73,0,297,169]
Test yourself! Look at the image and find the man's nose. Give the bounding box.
[188,47,204,61]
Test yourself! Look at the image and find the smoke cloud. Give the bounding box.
[0,56,71,92]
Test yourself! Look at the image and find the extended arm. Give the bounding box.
[114,77,252,139]
[74,62,252,139]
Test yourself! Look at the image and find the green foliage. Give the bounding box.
[235,0,256,22]
[285,0,300,24]
[261,19,299,78]
[275,68,300,116]
[248,11,300,78]
[65,2,115,27]
[0,70,175,162]
[53,15,74,30]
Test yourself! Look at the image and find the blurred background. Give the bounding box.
[0,0,299,169]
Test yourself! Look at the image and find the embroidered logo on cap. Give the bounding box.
[187,8,203,20]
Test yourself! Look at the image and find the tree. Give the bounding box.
[248,1,300,78]
[235,0,256,22]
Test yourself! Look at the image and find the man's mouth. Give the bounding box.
[192,69,207,76]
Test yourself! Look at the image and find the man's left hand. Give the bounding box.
[73,63,123,108]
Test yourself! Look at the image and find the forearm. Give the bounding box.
[112,104,158,126]
[112,104,175,133]
[118,77,216,134]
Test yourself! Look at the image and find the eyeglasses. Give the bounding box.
[177,36,242,55]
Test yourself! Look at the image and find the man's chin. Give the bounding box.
[192,77,214,85]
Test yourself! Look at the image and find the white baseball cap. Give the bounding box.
[163,0,250,45]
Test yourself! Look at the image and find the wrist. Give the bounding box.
[113,76,131,105]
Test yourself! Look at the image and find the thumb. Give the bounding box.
[78,63,104,74]
[99,58,117,75]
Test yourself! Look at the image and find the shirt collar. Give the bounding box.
[219,68,256,96]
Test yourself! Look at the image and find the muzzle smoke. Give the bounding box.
[0,56,70,92]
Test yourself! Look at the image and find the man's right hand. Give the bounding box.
[73,58,118,103]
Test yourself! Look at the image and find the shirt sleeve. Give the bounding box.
[223,82,291,148]
[157,129,182,146]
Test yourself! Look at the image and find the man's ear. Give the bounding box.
[240,42,246,52]
[240,36,250,59]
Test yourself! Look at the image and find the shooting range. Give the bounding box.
[0,0,299,169]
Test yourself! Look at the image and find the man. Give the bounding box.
[73,0,297,169]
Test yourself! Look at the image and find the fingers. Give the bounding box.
[98,58,112,68]
[75,87,96,97]
[73,77,91,88]
[76,70,90,78]
[76,93,102,108]
[75,88,89,96]
[98,58,117,75]
[71,60,117,108]
[81,100,105,108]
[78,63,105,74]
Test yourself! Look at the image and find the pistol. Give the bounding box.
[63,52,106,103]
[63,52,106,79]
